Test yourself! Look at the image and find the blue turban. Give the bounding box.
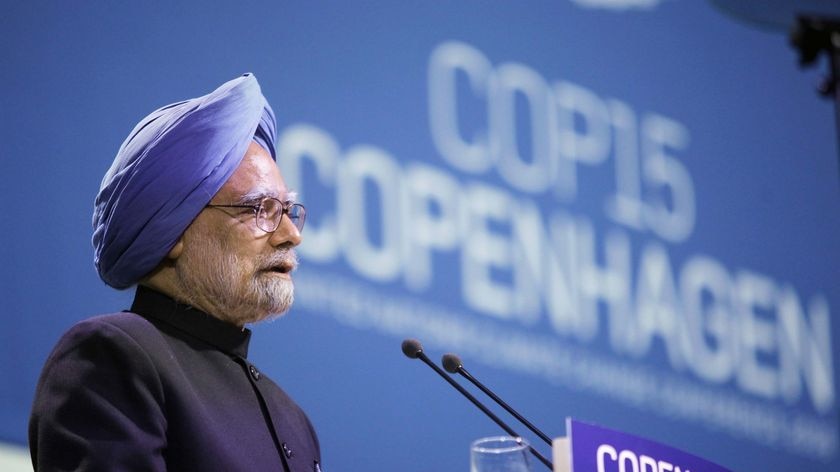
[92,73,277,289]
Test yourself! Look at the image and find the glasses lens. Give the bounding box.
[257,198,281,233]
[288,203,306,232]
[256,199,306,233]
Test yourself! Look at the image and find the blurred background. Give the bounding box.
[2,1,839,471]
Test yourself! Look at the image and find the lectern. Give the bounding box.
[552,419,732,472]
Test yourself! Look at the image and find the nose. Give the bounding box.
[268,215,302,248]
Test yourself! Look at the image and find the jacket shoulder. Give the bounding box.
[41,312,170,366]
[29,312,170,471]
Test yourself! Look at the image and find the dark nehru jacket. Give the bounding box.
[29,285,321,471]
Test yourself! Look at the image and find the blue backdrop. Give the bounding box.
[2,2,839,471]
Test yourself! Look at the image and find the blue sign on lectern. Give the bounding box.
[553,418,732,472]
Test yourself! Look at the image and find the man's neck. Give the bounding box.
[140,271,245,328]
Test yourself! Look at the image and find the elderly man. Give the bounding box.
[29,74,321,471]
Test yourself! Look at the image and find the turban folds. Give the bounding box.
[93,73,277,288]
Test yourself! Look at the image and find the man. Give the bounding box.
[29,74,321,471]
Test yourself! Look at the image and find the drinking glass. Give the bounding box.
[470,436,532,472]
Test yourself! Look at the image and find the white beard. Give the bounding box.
[175,231,297,326]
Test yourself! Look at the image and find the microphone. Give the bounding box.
[401,339,553,470]
[442,353,553,446]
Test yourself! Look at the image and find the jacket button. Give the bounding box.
[282,442,293,458]
[249,365,261,381]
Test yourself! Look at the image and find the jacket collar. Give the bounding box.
[130,285,251,358]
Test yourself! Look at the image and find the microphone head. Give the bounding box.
[442,353,462,373]
[401,339,424,359]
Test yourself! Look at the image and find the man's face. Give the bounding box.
[174,142,302,326]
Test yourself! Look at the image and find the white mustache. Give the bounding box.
[260,250,298,272]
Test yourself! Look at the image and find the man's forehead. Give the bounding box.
[215,181,293,204]
[214,142,288,201]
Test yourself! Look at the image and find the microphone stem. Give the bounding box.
[458,367,553,446]
[416,353,553,470]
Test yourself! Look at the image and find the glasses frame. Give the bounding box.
[206,197,306,234]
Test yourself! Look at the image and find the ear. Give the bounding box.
[167,239,184,260]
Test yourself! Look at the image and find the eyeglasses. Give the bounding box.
[206,197,306,234]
